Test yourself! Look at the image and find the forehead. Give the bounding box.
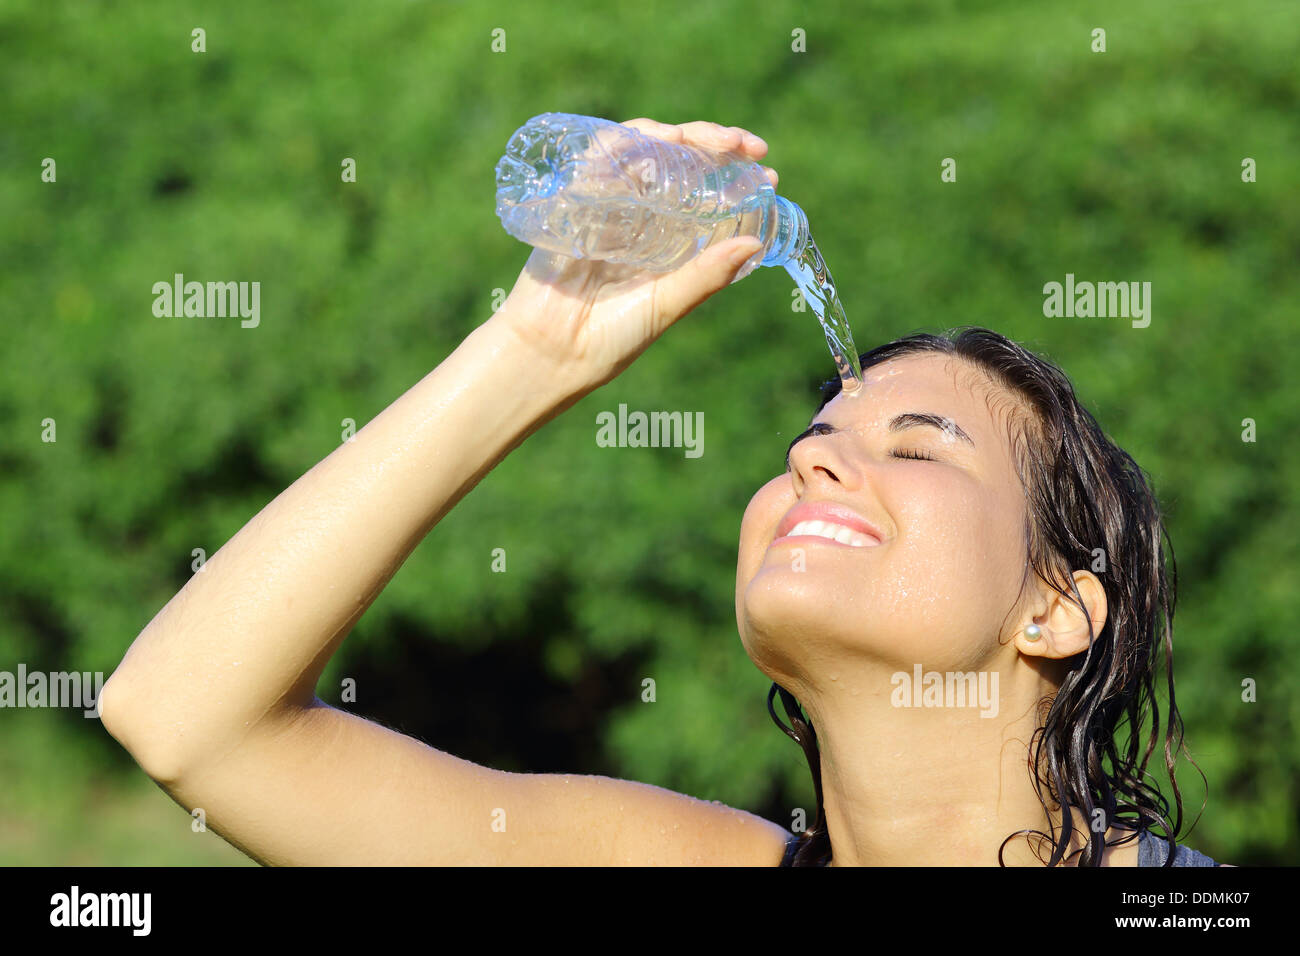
[816,353,1025,456]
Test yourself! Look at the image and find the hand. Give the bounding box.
[495,118,779,391]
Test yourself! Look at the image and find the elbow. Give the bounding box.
[98,672,190,787]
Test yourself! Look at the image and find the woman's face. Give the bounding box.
[736,352,1035,683]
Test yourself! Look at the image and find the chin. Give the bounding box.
[740,572,973,682]
[737,569,867,687]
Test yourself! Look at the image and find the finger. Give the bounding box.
[681,122,768,159]
[654,236,764,329]
[716,125,768,158]
[618,118,684,143]
[762,165,779,188]
[718,125,769,158]
[679,121,771,159]
[675,121,744,155]
[732,127,769,157]
[620,118,768,159]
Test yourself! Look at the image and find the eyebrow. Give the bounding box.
[784,413,975,468]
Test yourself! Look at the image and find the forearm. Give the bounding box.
[102,308,588,772]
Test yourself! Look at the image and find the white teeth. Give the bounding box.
[787,519,877,547]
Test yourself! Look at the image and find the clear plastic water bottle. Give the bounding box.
[494,112,809,283]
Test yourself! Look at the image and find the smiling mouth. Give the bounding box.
[772,519,882,548]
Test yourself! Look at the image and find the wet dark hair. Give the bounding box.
[771,327,1205,867]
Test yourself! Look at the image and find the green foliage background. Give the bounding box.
[1,0,1296,865]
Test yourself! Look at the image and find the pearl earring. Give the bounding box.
[1024,624,1042,641]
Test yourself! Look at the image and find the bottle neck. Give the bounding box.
[762,196,809,268]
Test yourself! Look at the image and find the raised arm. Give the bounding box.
[99,118,791,865]
[101,311,586,778]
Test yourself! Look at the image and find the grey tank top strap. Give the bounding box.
[1138,827,1220,866]
[780,827,1221,865]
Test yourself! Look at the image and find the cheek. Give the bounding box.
[735,478,790,609]
[865,471,1026,650]
[899,469,1007,561]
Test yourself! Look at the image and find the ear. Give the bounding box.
[1015,570,1108,660]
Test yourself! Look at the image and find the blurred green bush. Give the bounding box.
[1,0,1295,864]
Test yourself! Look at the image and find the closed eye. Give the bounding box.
[785,424,942,469]
[785,414,971,470]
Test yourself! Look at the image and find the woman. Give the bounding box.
[100,118,1218,866]
[765,333,1218,867]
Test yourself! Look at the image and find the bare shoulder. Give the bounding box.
[514,772,793,866]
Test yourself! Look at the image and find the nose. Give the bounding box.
[788,431,858,498]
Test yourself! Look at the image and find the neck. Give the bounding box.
[794,655,1111,866]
